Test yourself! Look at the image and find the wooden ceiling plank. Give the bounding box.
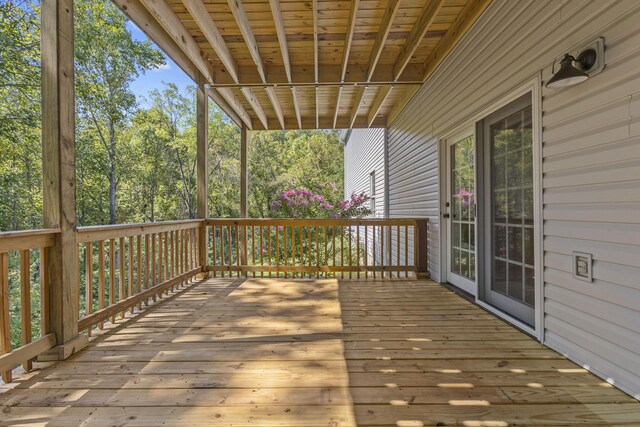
[313,0,319,128]
[393,0,446,80]
[366,0,401,82]
[367,85,393,127]
[240,87,269,130]
[181,0,239,83]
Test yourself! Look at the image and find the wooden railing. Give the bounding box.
[204,218,428,278]
[0,217,428,382]
[0,229,59,382]
[76,220,202,333]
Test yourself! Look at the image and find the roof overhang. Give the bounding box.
[114,0,492,130]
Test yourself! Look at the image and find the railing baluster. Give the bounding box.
[364,225,368,277]
[85,243,93,335]
[380,225,385,278]
[1,252,11,382]
[315,226,319,278]
[259,225,264,278]
[109,238,116,323]
[119,237,126,319]
[356,226,360,279]
[372,226,376,279]
[340,226,344,279]
[211,226,216,278]
[164,232,169,287]
[151,233,157,302]
[128,236,134,313]
[98,241,105,328]
[144,234,150,304]
[275,225,279,277]
[396,225,401,279]
[283,226,287,278]
[348,226,353,279]
[40,247,50,336]
[324,226,328,278]
[251,225,256,278]
[20,250,32,372]
[137,235,142,309]
[307,226,312,277]
[405,225,409,279]
[227,225,232,277]
[236,225,240,278]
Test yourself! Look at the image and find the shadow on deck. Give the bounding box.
[1,277,639,426]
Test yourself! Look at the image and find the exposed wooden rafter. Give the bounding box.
[349,86,367,129]
[268,0,302,128]
[313,0,319,128]
[366,0,401,82]
[227,0,285,129]
[181,0,239,83]
[333,0,360,129]
[367,86,393,127]
[393,0,446,80]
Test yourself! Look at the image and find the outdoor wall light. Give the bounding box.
[546,49,598,88]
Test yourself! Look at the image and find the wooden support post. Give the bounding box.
[239,126,248,274]
[196,83,208,274]
[415,219,429,279]
[40,0,87,360]
[240,126,248,219]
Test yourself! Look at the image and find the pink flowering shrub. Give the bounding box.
[270,189,372,219]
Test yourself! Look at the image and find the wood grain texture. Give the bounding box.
[1,278,638,425]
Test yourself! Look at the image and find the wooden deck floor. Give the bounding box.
[1,277,640,426]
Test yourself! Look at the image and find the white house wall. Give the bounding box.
[387,0,640,398]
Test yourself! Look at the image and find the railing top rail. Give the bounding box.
[205,218,428,226]
[0,228,60,253]
[76,219,203,243]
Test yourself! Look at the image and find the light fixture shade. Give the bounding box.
[546,54,589,88]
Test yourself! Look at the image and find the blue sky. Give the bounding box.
[126,21,194,107]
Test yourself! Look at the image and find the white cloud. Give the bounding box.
[153,63,171,71]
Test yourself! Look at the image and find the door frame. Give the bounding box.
[438,76,544,341]
[441,126,477,296]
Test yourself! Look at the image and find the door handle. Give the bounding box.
[442,212,450,219]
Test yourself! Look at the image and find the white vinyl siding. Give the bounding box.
[387,0,640,398]
[344,128,386,218]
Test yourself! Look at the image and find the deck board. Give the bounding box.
[1,277,640,426]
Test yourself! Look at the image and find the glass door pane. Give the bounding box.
[450,135,476,284]
[489,106,534,308]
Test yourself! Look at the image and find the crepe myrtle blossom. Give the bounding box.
[455,187,475,206]
[270,189,372,219]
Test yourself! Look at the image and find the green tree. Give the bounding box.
[74,0,164,224]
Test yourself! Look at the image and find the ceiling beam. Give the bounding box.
[393,0,445,80]
[313,0,319,128]
[227,0,283,129]
[268,0,301,128]
[291,87,303,129]
[213,87,253,130]
[211,63,423,86]
[181,0,239,83]
[265,87,285,129]
[112,0,203,84]
[240,87,269,130]
[366,0,401,82]
[349,86,367,129]
[333,0,359,129]
[388,0,491,125]
[367,86,393,127]
[256,115,386,130]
